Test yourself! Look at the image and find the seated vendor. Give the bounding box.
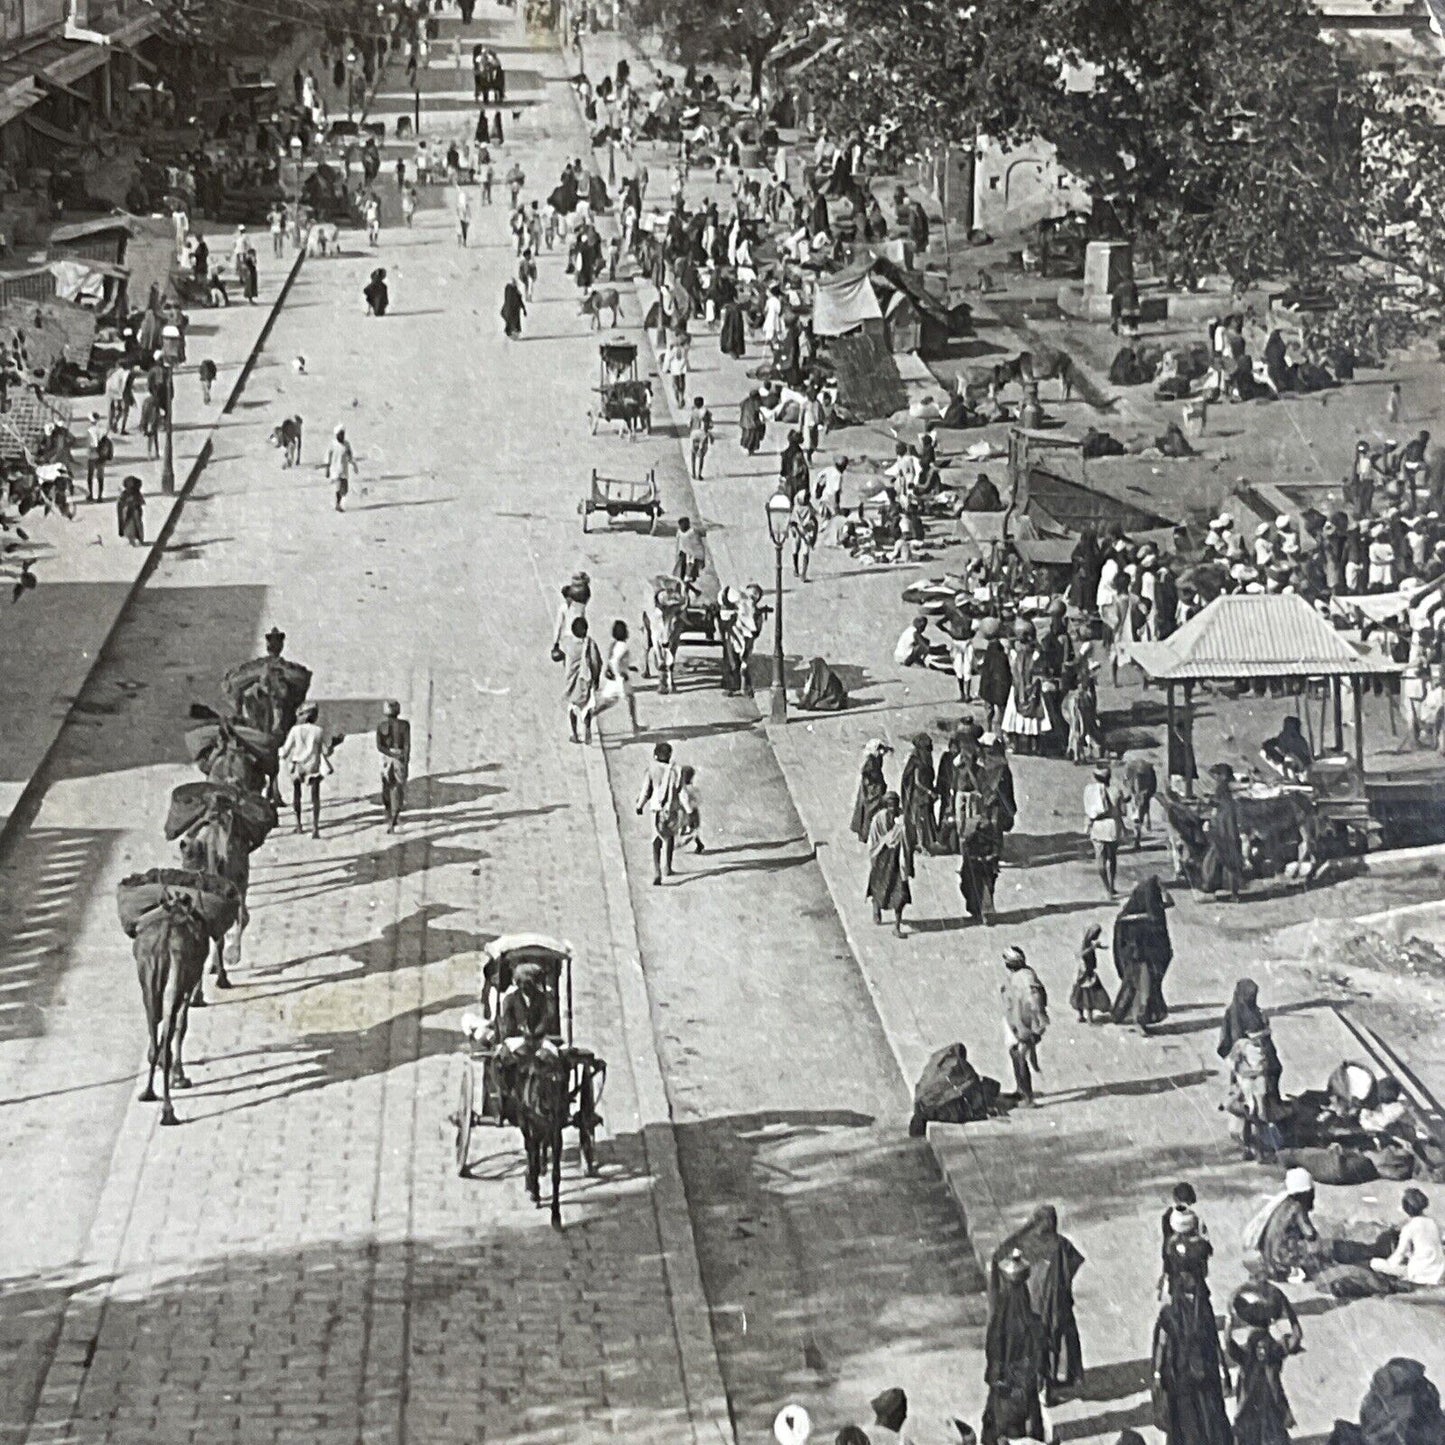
[894,613,931,667]
[963,471,1003,512]
[1261,715,1313,780]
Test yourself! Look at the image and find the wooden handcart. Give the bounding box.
[580,467,661,533]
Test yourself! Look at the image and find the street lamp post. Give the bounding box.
[764,488,792,722]
[159,321,182,495]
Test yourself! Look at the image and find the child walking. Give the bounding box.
[1070,923,1113,1023]
[676,765,704,852]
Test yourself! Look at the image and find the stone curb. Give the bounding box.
[556,44,737,1445]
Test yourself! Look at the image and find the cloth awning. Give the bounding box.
[1127,593,1400,680]
[813,264,882,337]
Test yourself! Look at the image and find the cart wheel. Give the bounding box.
[581,506,590,534]
[577,1070,599,1176]
[454,1064,475,1177]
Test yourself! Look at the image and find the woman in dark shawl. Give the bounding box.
[1359,1358,1445,1445]
[475,108,490,144]
[500,277,526,338]
[363,268,389,316]
[799,656,848,711]
[738,388,766,454]
[1228,1328,1294,1445]
[1201,767,1247,901]
[1152,1241,1232,1445]
[900,733,941,857]
[719,296,746,358]
[1110,875,1173,1030]
[981,1251,1047,1445]
[1218,978,1283,1103]
[991,1205,1085,1401]
[851,740,891,842]
[866,791,912,936]
[1069,529,1103,613]
[975,620,1012,732]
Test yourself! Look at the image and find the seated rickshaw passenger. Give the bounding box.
[492,961,561,1123]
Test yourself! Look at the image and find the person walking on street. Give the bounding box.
[455,186,472,246]
[198,357,217,405]
[636,740,683,885]
[501,277,526,338]
[376,699,411,832]
[365,192,381,247]
[675,515,705,585]
[106,361,132,433]
[688,396,713,479]
[561,615,603,744]
[279,701,333,838]
[85,410,111,502]
[326,425,356,511]
[140,389,161,459]
[866,790,912,937]
[789,490,819,582]
[1083,762,1122,898]
[116,474,145,546]
[604,618,641,734]
[401,185,417,227]
[1002,945,1048,1105]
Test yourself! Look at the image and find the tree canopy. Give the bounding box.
[623,0,796,94]
[810,0,1366,290]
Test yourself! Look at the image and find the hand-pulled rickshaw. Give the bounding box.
[592,338,652,435]
[452,934,606,1199]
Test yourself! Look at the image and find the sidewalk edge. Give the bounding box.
[556,38,734,1443]
[580,738,737,1445]
[0,240,308,859]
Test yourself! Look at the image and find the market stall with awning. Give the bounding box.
[1128,592,1402,783]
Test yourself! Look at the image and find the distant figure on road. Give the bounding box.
[501,277,526,338]
[561,616,602,744]
[865,789,911,937]
[364,267,390,316]
[1002,945,1048,1106]
[456,186,472,246]
[326,425,356,512]
[376,700,411,832]
[636,740,683,885]
[116,475,144,547]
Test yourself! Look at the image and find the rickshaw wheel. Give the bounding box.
[581,506,590,533]
[454,1064,475,1177]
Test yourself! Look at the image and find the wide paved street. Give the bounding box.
[0,10,989,1443]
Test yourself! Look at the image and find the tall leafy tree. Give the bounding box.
[812,0,1362,290]
[624,0,801,96]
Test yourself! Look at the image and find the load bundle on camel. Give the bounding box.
[117,867,241,941]
[164,779,277,996]
[185,712,280,794]
[221,654,313,738]
[165,779,277,853]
